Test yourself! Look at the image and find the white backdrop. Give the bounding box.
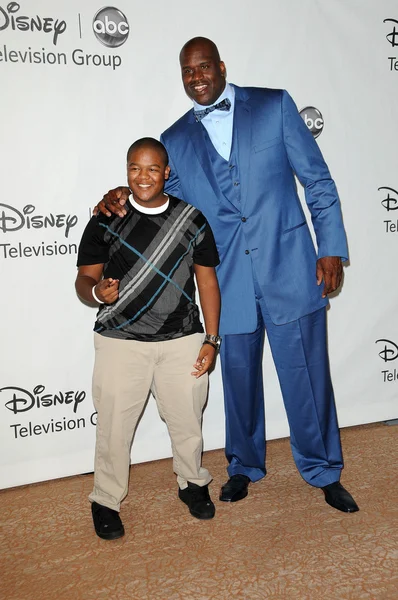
[1,0,397,489]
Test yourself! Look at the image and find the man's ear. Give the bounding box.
[165,165,171,180]
[220,61,227,78]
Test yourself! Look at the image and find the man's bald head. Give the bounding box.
[179,37,221,65]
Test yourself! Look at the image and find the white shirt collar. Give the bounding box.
[130,194,169,215]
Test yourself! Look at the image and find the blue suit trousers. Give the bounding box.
[220,273,343,488]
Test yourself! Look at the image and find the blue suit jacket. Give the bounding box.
[161,85,348,334]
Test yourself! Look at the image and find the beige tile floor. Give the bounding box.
[1,423,397,600]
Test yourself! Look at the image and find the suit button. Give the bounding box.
[234,181,239,186]
[241,217,247,222]
[245,249,250,255]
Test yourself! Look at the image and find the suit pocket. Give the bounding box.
[253,137,282,153]
[282,221,306,234]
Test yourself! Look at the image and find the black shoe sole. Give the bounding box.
[94,526,125,540]
[189,510,215,520]
[324,497,359,513]
[219,488,248,503]
[179,496,215,520]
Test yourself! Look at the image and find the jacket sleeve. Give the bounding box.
[160,133,183,200]
[281,90,348,261]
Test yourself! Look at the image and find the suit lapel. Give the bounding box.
[188,111,241,213]
[188,115,223,205]
[232,86,252,211]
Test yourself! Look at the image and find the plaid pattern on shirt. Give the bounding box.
[77,196,219,341]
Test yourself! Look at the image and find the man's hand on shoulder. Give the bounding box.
[93,186,130,218]
[316,256,343,298]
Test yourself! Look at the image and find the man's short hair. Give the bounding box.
[126,138,169,166]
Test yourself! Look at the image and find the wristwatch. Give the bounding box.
[203,334,222,349]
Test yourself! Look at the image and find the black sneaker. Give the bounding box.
[91,501,125,540]
[178,482,215,520]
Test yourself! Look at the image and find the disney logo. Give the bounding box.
[0,204,77,238]
[375,339,398,362]
[1,384,86,414]
[378,187,398,211]
[384,18,398,47]
[0,2,66,46]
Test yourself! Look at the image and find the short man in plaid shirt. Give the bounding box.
[76,138,221,539]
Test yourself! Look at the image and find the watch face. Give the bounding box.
[205,334,221,347]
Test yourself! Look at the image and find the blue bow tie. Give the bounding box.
[194,98,231,122]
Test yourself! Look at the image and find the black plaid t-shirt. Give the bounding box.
[77,195,219,341]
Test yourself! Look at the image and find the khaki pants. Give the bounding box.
[89,332,211,511]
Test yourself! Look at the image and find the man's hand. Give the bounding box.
[316,256,343,298]
[93,278,119,304]
[191,343,216,378]
[93,186,130,218]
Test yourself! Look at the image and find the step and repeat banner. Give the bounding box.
[1,0,397,489]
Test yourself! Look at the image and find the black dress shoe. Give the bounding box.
[219,474,251,503]
[91,501,125,540]
[322,482,359,513]
[178,482,215,520]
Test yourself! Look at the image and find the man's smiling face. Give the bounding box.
[127,146,170,208]
[180,39,226,106]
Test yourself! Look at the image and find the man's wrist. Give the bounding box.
[203,340,217,350]
[92,284,104,304]
[204,333,222,349]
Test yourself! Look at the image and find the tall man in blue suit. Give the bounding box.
[98,37,358,513]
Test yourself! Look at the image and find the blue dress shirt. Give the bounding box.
[192,82,235,161]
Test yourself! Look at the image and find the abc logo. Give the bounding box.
[299,106,324,138]
[92,7,129,48]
